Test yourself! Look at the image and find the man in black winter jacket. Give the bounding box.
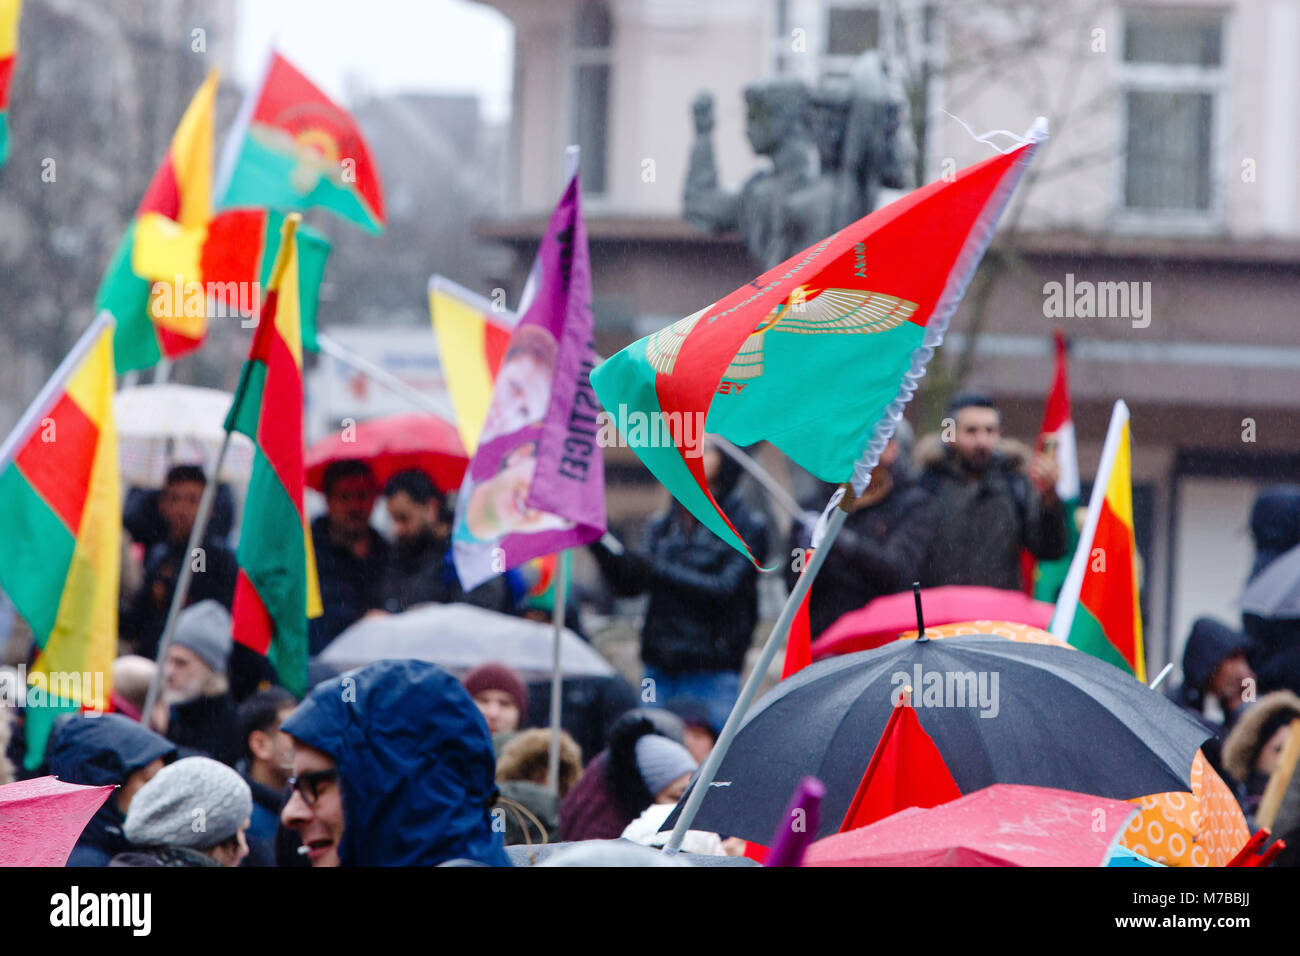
[918,394,1066,590]
[379,470,513,614]
[308,461,390,655]
[787,436,934,639]
[589,446,767,731]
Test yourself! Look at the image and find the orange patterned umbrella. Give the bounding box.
[1120,750,1250,867]
[897,620,1069,647]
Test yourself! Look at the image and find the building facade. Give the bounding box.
[475,0,1300,671]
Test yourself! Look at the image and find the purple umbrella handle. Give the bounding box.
[764,777,826,867]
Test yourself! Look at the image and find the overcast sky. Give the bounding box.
[233,0,514,123]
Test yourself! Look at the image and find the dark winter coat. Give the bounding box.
[307,516,390,655]
[121,537,238,659]
[496,781,560,846]
[1170,617,1253,714]
[380,528,513,615]
[1243,487,1300,696]
[916,438,1067,590]
[558,752,626,842]
[109,846,220,867]
[525,673,638,767]
[45,714,176,867]
[165,691,242,767]
[1166,618,1254,782]
[786,471,935,639]
[237,760,285,868]
[590,489,768,674]
[280,658,510,866]
[559,715,668,841]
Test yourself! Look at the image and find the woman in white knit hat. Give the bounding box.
[110,756,252,867]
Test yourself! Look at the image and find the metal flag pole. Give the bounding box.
[710,434,805,524]
[545,143,582,797]
[315,331,458,423]
[663,495,849,853]
[140,428,234,725]
[547,552,570,794]
[141,214,302,725]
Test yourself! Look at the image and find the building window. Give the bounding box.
[1119,8,1224,221]
[823,2,882,78]
[573,0,611,196]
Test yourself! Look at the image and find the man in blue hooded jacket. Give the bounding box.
[279,659,510,866]
[45,713,177,867]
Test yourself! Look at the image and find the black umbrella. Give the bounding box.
[662,635,1210,844]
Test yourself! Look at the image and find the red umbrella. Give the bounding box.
[811,586,1055,660]
[305,413,469,494]
[0,776,115,866]
[804,784,1138,867]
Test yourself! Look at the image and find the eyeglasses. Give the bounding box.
[287,769,338,807]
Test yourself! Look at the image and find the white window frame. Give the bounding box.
[566,0,614,205]
[1112,7,1229,236]
[821,0,886,79]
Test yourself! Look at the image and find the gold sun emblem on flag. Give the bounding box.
[645,287,918,379]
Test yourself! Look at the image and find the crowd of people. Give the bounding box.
[2,391,1298,865]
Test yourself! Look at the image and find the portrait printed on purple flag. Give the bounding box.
[453,431,576,546]
[480,325,559,443]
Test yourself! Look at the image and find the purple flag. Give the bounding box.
[452,173,606,590]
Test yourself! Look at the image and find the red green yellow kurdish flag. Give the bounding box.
[0,0,22,167]
[1050,400,1145,679]
[224,216,322,695]
[591,123,1046,562]
[0,313,119,768]
[138,206,333,353]
[215,50,386,234]
[96,70,217,372]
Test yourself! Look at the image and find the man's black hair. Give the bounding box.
[165,464,207,488]
[238,686,299,762]
[946,392,999,418]
[321,459,375,496]
[384,468,444,507]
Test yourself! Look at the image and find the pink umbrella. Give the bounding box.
[811,586,1055,660]
[804,784,1138,867]
[0,776,115,867]
[305,412,469,494]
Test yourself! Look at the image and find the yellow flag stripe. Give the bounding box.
[32,328,118,710]
[430,287,495,453]
[0,0,21,60]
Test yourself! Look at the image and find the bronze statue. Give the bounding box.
[685,54,910,269]
[684,78,820,269]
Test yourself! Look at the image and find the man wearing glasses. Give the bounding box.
[279,658,510,866]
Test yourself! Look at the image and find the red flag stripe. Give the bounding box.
[14,392,98,533]
[232,569,274,654]
[1077,498,1140,670]
[254,326,308,523]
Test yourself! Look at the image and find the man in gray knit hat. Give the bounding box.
[152,600,242,766]
[112,756,253,867]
